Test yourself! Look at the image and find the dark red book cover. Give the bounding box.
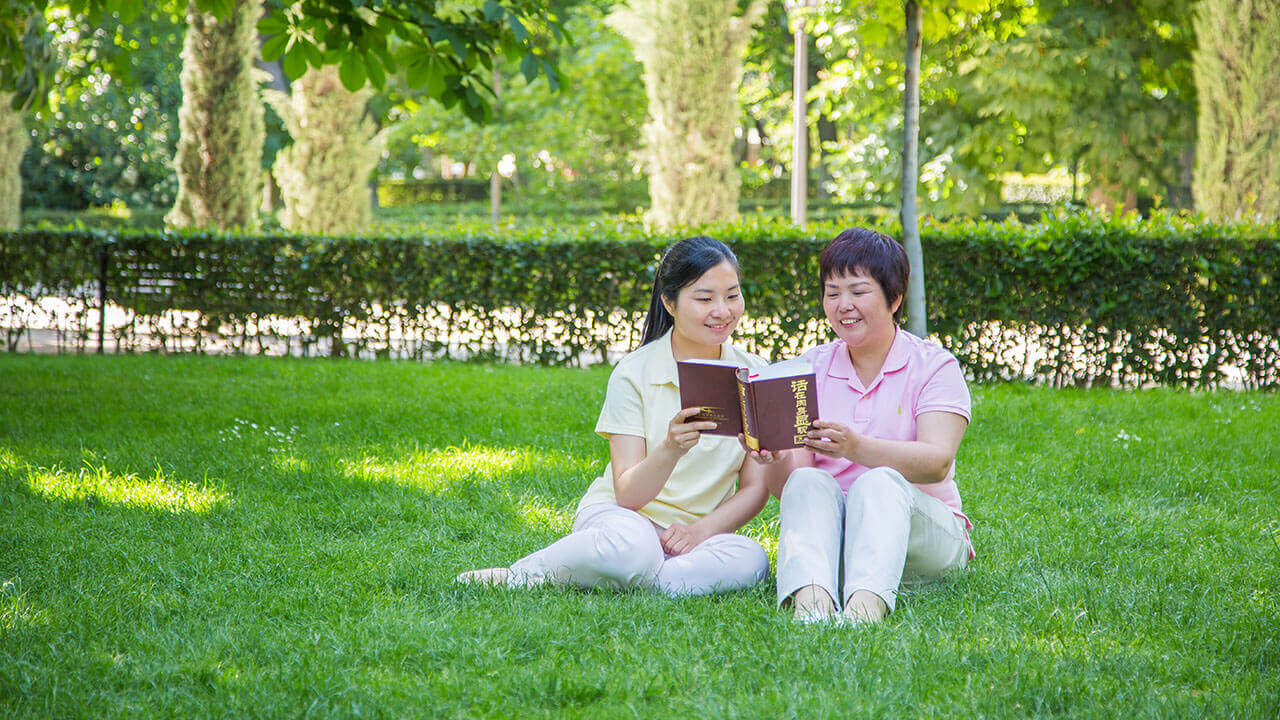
[677,359,745,436]
[738,368,817,451]
[678,358,817,451]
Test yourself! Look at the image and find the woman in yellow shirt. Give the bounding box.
[456,237,781,595]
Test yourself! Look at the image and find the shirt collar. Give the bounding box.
[647,329,736,387]
[825,330,910,392]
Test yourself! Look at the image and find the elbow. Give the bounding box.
[919,457,955,484]
[612,479,652,511]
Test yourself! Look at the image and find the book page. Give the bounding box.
[679,358,742,368]
[744,356,813,382]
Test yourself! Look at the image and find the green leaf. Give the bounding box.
[282,44,308,80]
[303,41,324,69]
[364,51,386,89]
[257,14,288,35]
[118,0,142,24]
[261,33,288,62]
[339,53,366,91]
[508,15,529,44]
[426,59,446,97]
[483,0,503,21]
[405,59,430,89]
[519,53,537,82]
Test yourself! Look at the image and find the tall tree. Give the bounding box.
[0,91,22,229]
[266,65,380,234]
[166,0,265,230]
[901,0,925,336]
[609,0,764,229]
[1192,0,1280,221]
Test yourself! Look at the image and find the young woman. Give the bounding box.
[765,227,974,624]
[456,237,780,596]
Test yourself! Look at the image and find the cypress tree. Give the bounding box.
[166,0,264,230]
[1192,0,1280,221]
[266,66,378,234]
[609,0,764,230]
[0,93,23,230]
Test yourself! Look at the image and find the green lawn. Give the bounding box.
[2,354,1277,718]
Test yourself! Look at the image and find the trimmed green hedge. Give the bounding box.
[2,213,1277,387]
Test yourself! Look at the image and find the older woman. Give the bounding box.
[767,227,974,625]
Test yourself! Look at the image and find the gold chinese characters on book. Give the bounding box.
[676,357,819,451]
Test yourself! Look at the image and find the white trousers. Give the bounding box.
[776,466,970,612]
[506,503,769,597]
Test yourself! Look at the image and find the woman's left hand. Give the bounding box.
[659,521,712,556]
[737,434,784,465]
[804,420,860,460]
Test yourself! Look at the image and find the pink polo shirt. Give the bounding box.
[800,329,972,529]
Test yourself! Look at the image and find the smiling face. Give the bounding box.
[822,268,901,352]
[662,260,744,352]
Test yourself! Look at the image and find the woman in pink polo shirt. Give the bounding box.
[769,227,973,625]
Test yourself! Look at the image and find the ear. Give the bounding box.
[889,294,903,315]
[662,295,676,317]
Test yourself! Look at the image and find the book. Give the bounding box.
[676,356,818,451]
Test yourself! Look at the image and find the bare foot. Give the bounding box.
[792,584,838,624]
[840,590,888,625]
[454,567,510,586]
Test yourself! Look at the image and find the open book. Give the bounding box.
[676,357,818,451]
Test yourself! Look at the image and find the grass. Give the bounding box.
[1,353,1277,718]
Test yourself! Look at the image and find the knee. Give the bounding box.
[595,521,662,584]
[780,467,841,507]
[848,467,912,508]
[721,535,770,581]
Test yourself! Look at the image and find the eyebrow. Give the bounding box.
[825,279,873,288]
[693,284,741,293]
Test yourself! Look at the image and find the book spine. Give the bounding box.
[738,375,759,451]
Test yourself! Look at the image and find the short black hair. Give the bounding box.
[818,227,909,321]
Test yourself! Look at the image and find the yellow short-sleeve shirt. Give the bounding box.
[577,330,767,528]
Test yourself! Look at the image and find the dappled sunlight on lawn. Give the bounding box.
[17,461,230,514]
[339,444,590,495]
[514,496,574,536]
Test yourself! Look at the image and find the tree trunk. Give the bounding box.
[790,3,809,227]
[900,0,926,337]
[490,66,502,224]
[0,93,24,230]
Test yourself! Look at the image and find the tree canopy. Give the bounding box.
[2,0,569,121]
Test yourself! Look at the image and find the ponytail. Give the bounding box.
[637,236,739,348]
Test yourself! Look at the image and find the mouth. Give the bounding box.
[839,317,863,328]
[706,321,732,332]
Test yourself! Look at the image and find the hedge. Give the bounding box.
[2,212,1277,388]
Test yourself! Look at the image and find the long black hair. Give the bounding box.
[638,236,740,347]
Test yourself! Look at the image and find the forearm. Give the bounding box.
[847,435,953,484]
[764,449,812,498]
[612,443,683,509]
[694,481,768,536]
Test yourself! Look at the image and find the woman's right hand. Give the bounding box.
[662,407,717,455]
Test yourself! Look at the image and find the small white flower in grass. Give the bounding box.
[1113,429,1142,449]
